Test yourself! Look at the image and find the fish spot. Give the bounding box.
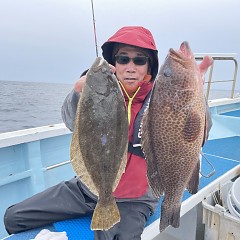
[101,134,107,145]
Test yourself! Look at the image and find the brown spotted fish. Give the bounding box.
[70,57,128,230]
[141,42,213,232]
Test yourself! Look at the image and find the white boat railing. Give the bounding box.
[0,123,70,148]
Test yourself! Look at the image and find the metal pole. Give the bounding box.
[206,61,214,100]
[91,0,98,57]
[231,58,238,98]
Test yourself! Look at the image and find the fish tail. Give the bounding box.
[160,199,181,232]
[91,196,120,231]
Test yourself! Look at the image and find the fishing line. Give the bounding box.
[90,0,98,57]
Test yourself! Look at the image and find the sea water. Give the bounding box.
[0,80,73,133]
[0,80,239,134]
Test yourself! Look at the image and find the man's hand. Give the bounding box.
[74,76,86,93]
[74,64,116,93]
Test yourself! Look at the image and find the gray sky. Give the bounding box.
[0,0,240,90]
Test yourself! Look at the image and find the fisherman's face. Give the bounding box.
[115,46,149,97]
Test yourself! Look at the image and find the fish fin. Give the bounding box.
[183,111,201,142]
[187,160,200,194]
[91,196,120,230]
[70,128,99,196]
[202,104,211,146]
[198,56,213,82]
[202,107,208,146]
[70,99,99,195]
[141,109,163,198]
[112,142,128,192]
[147,174,163,198]
[160,197,181,232]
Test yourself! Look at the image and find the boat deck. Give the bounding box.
[2,110,240,240]
[1,99,240,240]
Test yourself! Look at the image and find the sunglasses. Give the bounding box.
[115,55,149,65]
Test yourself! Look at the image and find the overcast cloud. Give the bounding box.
[0,0,239,90]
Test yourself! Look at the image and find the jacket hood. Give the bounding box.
[101,26,159,81]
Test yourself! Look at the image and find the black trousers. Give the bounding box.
[4,177,151,240]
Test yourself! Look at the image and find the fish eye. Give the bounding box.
[164,68,172,77]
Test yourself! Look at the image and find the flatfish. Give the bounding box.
[141,41,213,231]
[70,57,128,230]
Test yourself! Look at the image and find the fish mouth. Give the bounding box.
[93,57,105,67]
[92,57,108,72]
[169,41,193,63]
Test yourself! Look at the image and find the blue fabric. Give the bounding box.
[54,216,93,240]
[2,226,54,240]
